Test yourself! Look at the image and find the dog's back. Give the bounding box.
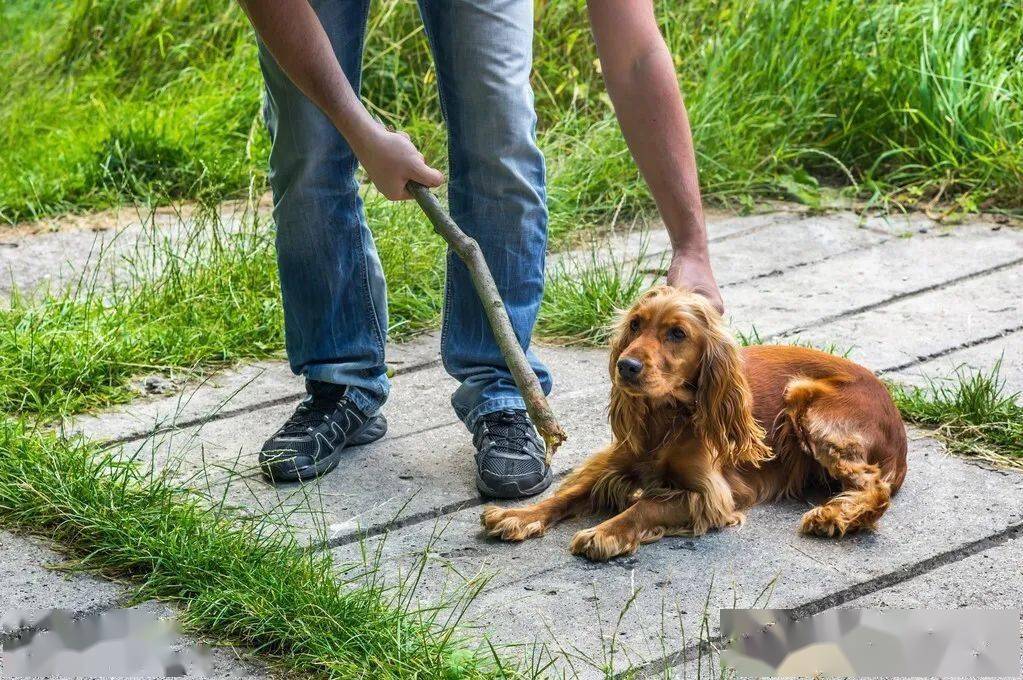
[733,345,908,530]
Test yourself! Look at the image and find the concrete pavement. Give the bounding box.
[7,207,1023,677]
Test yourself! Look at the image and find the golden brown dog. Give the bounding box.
[482,286,907,561]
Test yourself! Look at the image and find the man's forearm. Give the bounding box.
[605,49,707,255]
[588,7,707,254]
[237,0,374,146]
[236,0,443,200]
[588,1,721,310]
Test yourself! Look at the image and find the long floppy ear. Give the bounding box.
[693,311,772,468]
[606,307,649,452]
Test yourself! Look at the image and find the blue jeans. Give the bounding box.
[259,0,551,430]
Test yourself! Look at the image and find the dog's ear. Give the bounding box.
[693,310,772,468]
[607,305,648,451]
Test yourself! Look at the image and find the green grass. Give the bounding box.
[0,417,529,678]
[890,360,1023,468]
[0,197,449,417]
[536,248,654,347]
[2,0,1022,223]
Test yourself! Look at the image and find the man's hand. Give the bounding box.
[350,124,444,200]
[667,250,724,314]
[588,1,724,313]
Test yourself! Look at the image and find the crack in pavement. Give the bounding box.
[878,323,1023,375]
[624,519,1023,679]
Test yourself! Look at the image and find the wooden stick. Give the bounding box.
[407,181,567,461]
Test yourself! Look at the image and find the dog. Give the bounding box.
[482,286,907,561]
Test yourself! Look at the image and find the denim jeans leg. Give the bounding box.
[417,0,552,431]
[258,0,388,416]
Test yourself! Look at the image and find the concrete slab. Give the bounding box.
[721,224,1023,341]
[329,435,1023,677]
[0,200,263,303]
[0,531,123,631]
[553,212,896,291]
[670,528,1023,679]
[706,213,894,288]
[90,229,1022,547]
[66,332,440,445]
[547,208,819,272]
[789,263,1022,373]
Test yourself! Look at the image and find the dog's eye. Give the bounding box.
[667,326,686,342]
[629,318,641,332]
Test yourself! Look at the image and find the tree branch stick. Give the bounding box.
[406,181,566,461]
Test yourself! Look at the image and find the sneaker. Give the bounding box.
[472,409,552,499]
[259,380,387,483]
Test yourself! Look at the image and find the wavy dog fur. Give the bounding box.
[482,286,908,561]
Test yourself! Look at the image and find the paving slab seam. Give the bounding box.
[725,236,896,289]
[99,358,442,449]
[314,469,576,552]
[637,219,783,265]
[877,323,1023,375]
[625,518,1023,679]
[768,256,1023,341]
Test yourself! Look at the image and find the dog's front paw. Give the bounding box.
[799,505,850,538]
[570,524,638,562]
[481,505,547,542]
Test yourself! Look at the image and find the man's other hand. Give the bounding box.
[351,124,444,201]
[667,250,724,314]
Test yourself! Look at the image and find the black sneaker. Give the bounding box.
[472,409,552,499]
[259,380,387,483]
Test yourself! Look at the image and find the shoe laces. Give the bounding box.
[480,410,538,456]
[279,395,348,436]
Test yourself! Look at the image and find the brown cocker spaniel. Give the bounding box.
[482,286,908,561]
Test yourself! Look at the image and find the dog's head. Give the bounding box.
[608,286,770,467]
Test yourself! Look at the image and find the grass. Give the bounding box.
[2,0,1022,223]
[890,360,1023,468]
[0,196,450,417]
[536,246,656,347]
[0,417,526,678]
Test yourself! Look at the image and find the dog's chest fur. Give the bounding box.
[612,421,712,502]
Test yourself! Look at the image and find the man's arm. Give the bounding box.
[587,1,723,312]
[237,0,443,200]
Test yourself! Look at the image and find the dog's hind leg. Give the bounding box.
[797,419,891,537]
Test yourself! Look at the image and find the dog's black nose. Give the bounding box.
[616,357,644,380]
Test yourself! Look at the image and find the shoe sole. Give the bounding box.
[475,467,553,500]
[262,414,388,484]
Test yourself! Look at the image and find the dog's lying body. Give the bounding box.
[483,286,908,561]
